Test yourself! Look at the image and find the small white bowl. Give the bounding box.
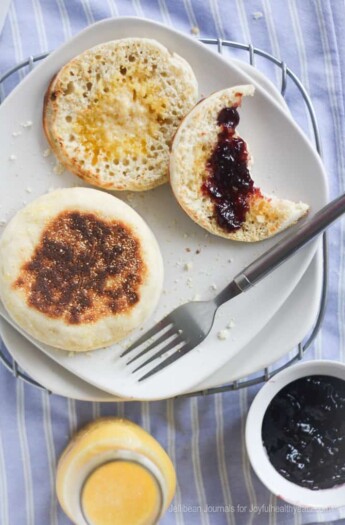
[245,360,345,509]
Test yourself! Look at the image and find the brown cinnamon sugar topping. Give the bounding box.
[14,211,146,324]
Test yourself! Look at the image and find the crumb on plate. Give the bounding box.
[53,162,65,175]
[217,330,229,341]
[21,120,33,128]
[43,148,51,158]
[252,11,263,19]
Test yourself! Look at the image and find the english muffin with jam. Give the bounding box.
[43,38,198,191]
[0,188,163,351]
[170,85,309,242]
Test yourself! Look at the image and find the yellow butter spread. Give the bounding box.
[74,73,168,165]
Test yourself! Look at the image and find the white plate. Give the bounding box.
[0,249,323,401]
[1,57,321,402]
[0,18,327,400]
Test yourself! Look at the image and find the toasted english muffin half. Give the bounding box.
[0,188,163,351]
[43,38,198,191]
[170,85,309,242]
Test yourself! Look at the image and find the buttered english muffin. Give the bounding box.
[0,188,163,351]
[170,85,309,242]
[43,38,198,191]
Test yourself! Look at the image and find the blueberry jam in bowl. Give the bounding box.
[245,361,345,509]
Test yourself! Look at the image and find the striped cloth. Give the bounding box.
[0,0,344,524]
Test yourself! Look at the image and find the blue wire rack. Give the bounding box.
[0,39,328,397]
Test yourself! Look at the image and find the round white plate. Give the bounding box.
[0,18,327,400]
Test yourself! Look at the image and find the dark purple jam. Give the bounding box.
[202,105,258,232]
[262,375,345,490]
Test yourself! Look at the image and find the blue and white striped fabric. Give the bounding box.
[0,1,345,524]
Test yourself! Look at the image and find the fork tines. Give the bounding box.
[120,318,189,380]
[137,343,193,381]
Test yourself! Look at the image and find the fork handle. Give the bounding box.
[216,192,345,306]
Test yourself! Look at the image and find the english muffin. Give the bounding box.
[43,38,198,191]
[170,85,309,242]
[0,188,163,351]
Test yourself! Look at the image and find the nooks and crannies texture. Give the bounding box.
[43,38,198,191]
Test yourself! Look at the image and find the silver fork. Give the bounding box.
[122,192,345,381]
